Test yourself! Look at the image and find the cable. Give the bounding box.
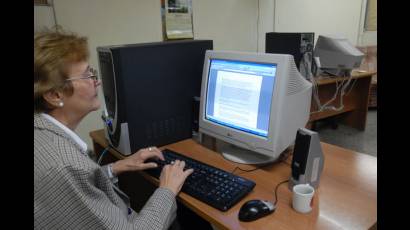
[310,74,323,112]
[273,180,289,205]
[319,77,343,111]
[322,77,344,111]
[229,158,290,206]
[300,42,331,113]
[310,78,352,117]
[97,146,111,165]
[344,77,358,96]
[335,75,352,110]
[310,65,361,114]
[330,72,355,111]
[277,147,293,166]
[279,154,292,166]
[231,154,292,174]
[230,147,294,174]
[231,166,261,175]
[281,161,291,166]
[300,49,314,80]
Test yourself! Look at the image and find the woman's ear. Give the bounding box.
[43,90,64,108]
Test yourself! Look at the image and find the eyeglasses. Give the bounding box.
[65,67,99,82]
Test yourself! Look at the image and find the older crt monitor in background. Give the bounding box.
[98,40,213,155]
[199,50,312,164]
[313,35,364,76]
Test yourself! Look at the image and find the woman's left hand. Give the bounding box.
[111,147,164,175]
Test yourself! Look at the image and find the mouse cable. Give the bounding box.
[97,146,111,165]
[274,180,289,206]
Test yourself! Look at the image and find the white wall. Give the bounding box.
[34,5,55,31]
[257,0,275,52]
[274,0,363,46]
[193,0,257,52]
[360,31,377,46]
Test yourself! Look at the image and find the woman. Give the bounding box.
[34,29,193,230]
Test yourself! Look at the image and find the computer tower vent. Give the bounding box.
[145,116,190,142]
[287,58,308,95]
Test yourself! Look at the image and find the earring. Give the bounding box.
[58,101,64,107]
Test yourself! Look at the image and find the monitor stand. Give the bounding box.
[220,144,277,165]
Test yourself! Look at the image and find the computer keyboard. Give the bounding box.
[145,149,256,211]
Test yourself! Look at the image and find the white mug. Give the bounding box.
[292,184,315,213]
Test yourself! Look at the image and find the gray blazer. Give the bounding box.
[34,114,177,229]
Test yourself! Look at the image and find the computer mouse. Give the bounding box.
[238,199,275,222]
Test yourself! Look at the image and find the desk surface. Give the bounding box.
[315,70,376,85]
[90,130,377,230]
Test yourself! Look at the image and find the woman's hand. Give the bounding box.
[111,147,164,176]
[159,160,194,195]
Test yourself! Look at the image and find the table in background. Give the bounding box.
[90,129,377,230]
[308,70,376,130]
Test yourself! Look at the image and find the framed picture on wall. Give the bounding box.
[161,0,194,40]
[34,0,49,5]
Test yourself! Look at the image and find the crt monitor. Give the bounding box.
[199,50,312,164]
[313,35,364,76]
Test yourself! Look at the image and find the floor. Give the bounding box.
[314,109,377,157]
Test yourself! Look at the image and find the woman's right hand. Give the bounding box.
[159,160,194,195]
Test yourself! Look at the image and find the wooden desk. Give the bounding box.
[90,129,377,230]
[309,71,376,130]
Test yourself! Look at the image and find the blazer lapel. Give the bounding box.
[34,114,88,155]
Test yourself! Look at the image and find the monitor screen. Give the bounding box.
[205,59,276,138]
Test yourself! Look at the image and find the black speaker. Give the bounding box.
[289,128,324,190]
